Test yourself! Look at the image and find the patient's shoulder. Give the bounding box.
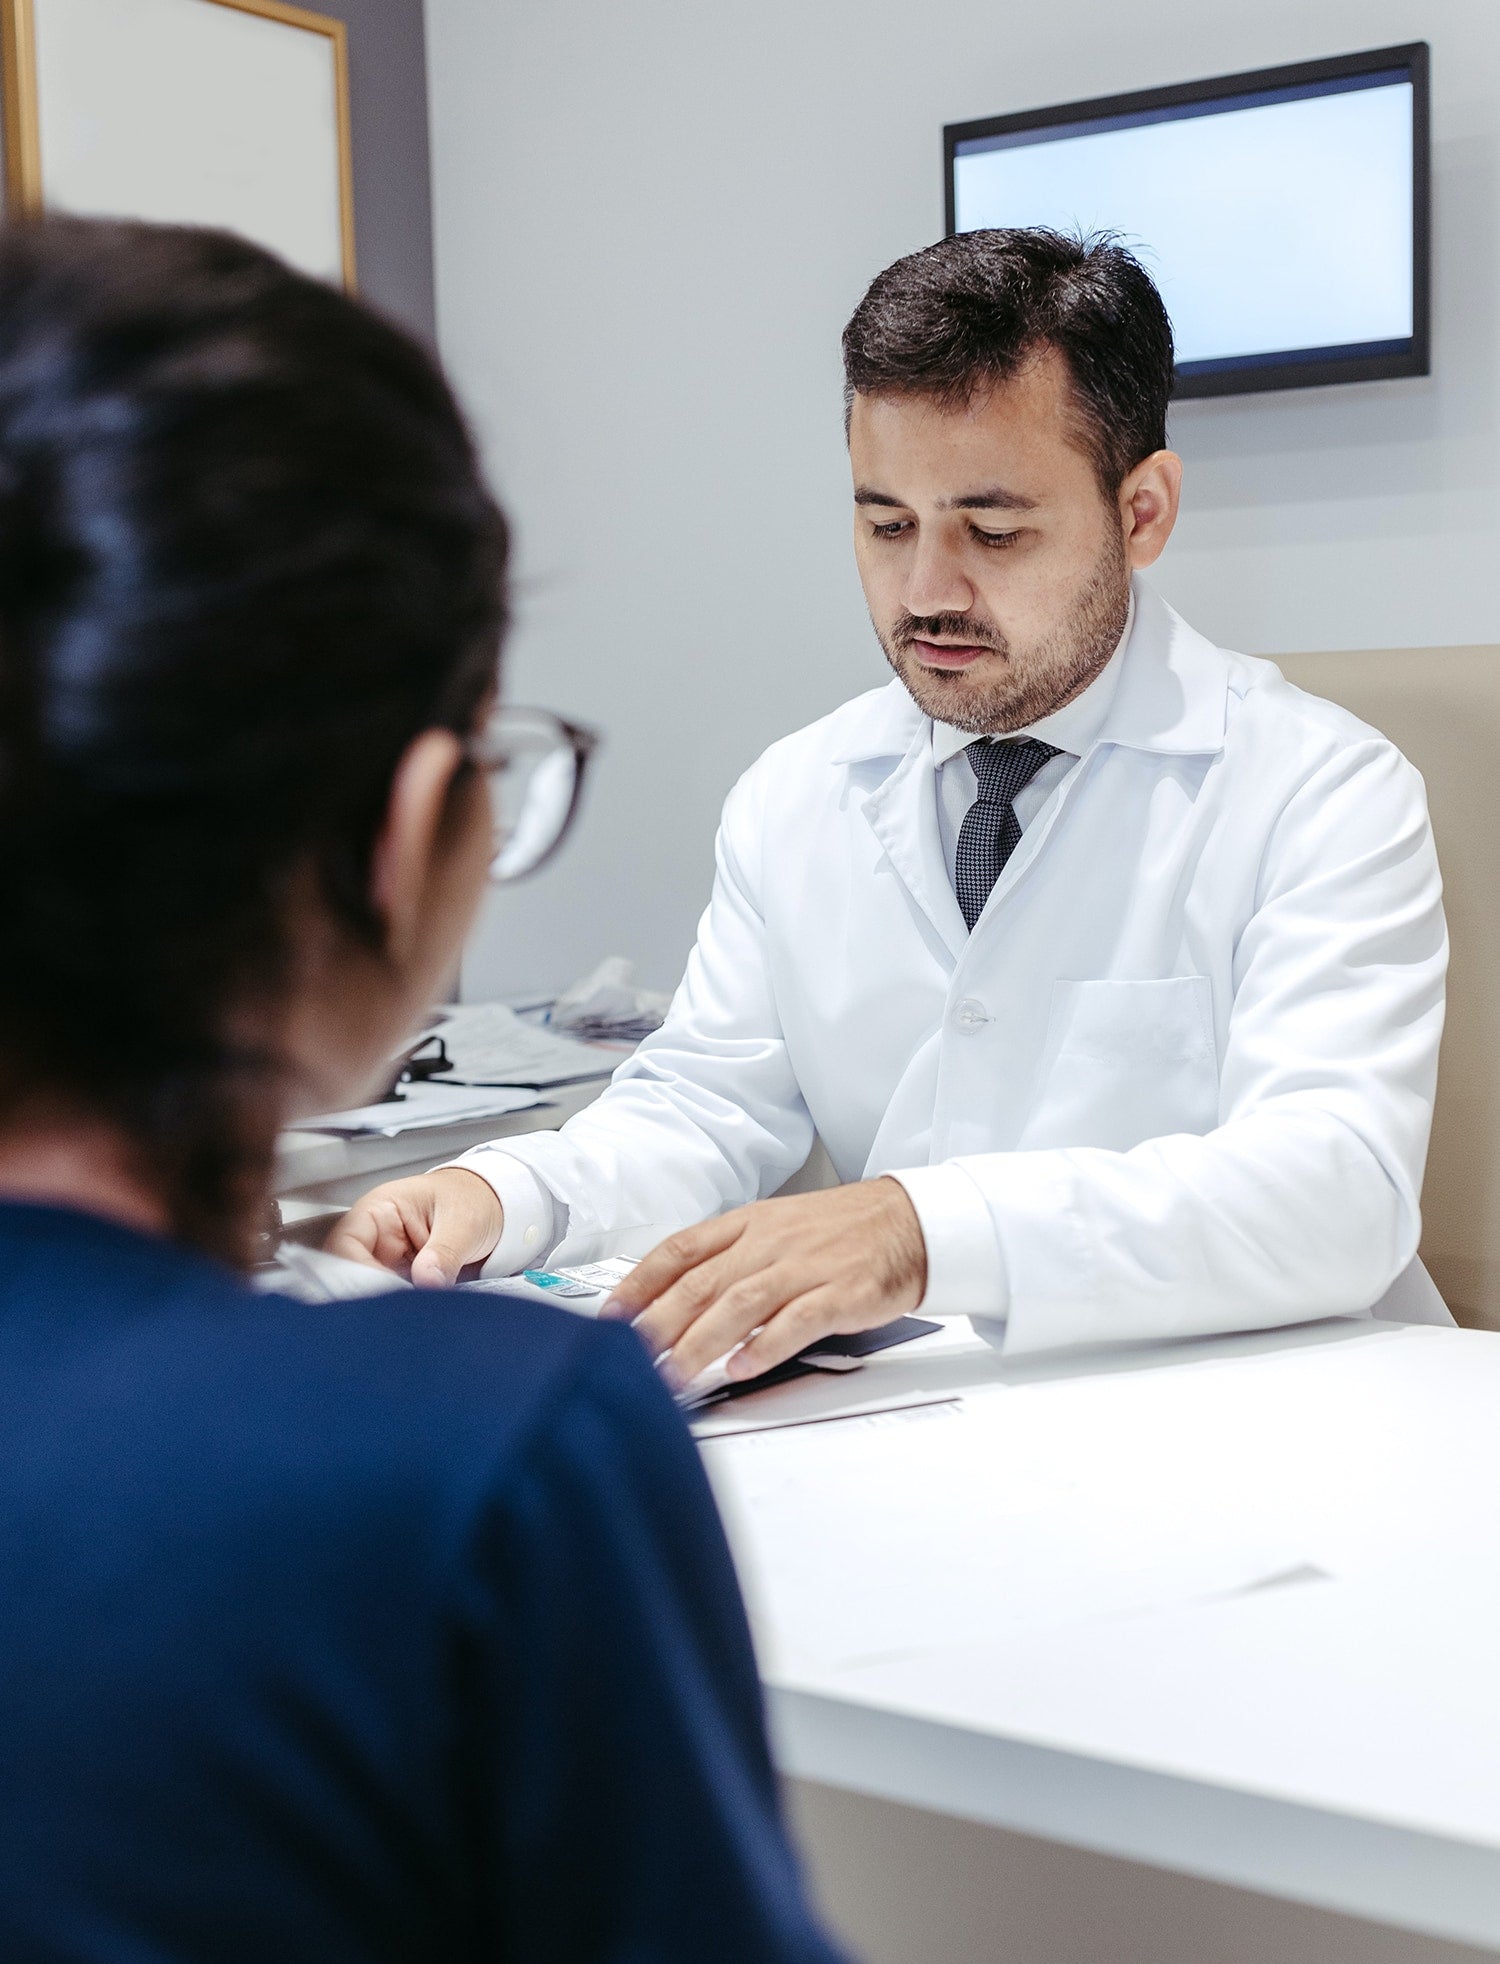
[0,1206,665,1563]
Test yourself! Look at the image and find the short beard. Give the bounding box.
[877,529,1130,735]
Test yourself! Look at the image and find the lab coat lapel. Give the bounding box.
[962,583,1231,932]
[856,719,969,965]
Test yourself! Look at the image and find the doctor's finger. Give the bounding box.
[327,1194,419,1272]
[600,1214,746,1320]
[723,1287,845,1382]
[659,1268,807,1388]
[626,1245,753,1359]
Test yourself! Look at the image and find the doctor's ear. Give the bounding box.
[1117,449,1182,570]
[367,728,482,965]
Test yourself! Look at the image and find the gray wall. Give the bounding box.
[337,0,436,341]
[423,0,1500,1002]
[0,0,436,343]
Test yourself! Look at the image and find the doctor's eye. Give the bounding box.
[869,520,912,540]
[970,527,1022,549]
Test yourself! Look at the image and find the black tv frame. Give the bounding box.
[944,42,1431,400]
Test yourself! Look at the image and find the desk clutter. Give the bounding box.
[546,956,671,1044]
[420,1001,616,1088]
[295,1080,544,1139]
[289,959,666,1138]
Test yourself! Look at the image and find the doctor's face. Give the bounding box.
[849,348,1178,733]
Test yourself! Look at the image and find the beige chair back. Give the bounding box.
[1276,646,1500,1329]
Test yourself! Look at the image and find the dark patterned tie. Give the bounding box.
[954,737,1061,930]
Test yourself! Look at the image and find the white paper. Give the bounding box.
[427,1002,616,1087]
[297,1081,542,1138]
[687,1317,1001,1439]
[556,1257,638,1290]
[550,956,669,1038]
[257,1242,413,1302]
[703,1391,1313,1678]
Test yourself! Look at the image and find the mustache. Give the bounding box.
[892,611,1007,653]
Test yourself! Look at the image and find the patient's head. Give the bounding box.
[0,218,509,1261]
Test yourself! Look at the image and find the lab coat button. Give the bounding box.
[953,997,990,1032]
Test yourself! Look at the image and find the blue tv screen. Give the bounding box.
[945,45,1430,398]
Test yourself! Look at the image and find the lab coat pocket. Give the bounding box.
[1026,977,1219,1151]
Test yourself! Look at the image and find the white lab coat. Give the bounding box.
[465,579,1448,1352]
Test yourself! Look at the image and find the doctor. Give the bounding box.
[334,227,1448,1380]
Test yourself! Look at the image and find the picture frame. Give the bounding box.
[0,0,356,291]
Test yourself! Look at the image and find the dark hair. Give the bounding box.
[841,228,1174,492]
[0,217,509,1262]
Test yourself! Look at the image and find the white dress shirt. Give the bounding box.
[446,579,1448,1351]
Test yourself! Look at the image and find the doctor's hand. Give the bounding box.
[600,1178,927,1388]
[325,1168,504,1287]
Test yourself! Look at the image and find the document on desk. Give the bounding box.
[424,1001,619,1088]
[701,1390,1315,1679]
[296,1081,543,1138]
[258,1242,415,1301]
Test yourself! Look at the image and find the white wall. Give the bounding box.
[424,0,1500,1000]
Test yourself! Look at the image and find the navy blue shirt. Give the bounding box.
[0,1203,842,1962]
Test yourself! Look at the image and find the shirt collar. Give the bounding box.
[930,592,1134,770]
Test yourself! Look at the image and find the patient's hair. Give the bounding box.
[0,218,508,1262]
[841,228,1174,493]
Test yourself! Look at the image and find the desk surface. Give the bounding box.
[273,1078,607,1210]
[275,1091,1500,1948]
[701,1316,1500,1953]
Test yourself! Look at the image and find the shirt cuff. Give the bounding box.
[886,1163,1009,1324]
[437,1148,560,1276]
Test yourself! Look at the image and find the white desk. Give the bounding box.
[274,1088,1500,1954]
[700,1316,1500,1957]
[273,1077,608,1216]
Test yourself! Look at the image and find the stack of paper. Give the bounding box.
[295,1081,542,1138]
[549,956,670,1043]
[426,1002,618,1087]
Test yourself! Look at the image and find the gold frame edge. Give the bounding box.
[1,0,357,292]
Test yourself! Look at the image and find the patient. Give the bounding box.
[0,218,839,1963]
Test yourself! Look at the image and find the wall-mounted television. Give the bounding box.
[945,44,1430,400]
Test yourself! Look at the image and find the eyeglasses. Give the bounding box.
[467,705,600,883]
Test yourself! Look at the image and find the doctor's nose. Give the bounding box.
[902,541,974,620]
